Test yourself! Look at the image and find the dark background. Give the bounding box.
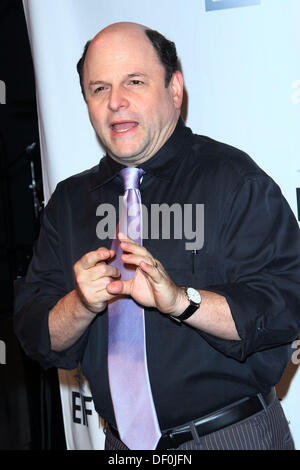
[0,0,66,450]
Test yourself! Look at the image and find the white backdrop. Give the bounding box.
[23,0,300,449]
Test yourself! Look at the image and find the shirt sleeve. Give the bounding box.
[14,184,89,370]
[198,174,300,362]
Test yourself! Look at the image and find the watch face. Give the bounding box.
[186,287,201,304]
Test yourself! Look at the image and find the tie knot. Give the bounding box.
[120,167,144,191]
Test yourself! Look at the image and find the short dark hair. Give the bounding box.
[144,29,180,87]
[77,40,91,101]
[76,29,180,101]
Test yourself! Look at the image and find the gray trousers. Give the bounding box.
[104,398,294,450]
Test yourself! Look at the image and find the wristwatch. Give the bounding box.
[171,287,202,323]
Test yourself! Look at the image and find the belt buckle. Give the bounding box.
[157,429,176,450]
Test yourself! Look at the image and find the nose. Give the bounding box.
[108,87,129,112]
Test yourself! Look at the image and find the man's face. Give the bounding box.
[83,27,182,165]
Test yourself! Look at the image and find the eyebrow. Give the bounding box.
[89,73,148,87]
[127,73,147,79]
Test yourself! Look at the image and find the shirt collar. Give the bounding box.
[89,117,193,191]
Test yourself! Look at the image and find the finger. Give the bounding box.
[88,264,120,281]
[121,253,153,268]
[139,260,162,284]
[77,280,117,310]
[118,232,137,244]
[93,287,117,303]
[120,240,150,258]
[91,276,121,290]
[79,248,114,270]
[77,275,117,298]
[118,232,148,250]
[106,279,132,296]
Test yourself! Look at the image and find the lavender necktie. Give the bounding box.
[107,167,161,450]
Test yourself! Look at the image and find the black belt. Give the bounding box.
[109,388,276,450]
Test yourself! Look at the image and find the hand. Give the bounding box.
[106,233,187,315]
[73,247,120,313]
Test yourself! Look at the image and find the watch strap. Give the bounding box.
[170,303,199,323]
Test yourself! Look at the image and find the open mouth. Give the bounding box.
[111,121,138,133]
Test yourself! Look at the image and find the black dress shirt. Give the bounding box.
[14,117,300,430]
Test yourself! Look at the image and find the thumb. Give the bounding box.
[106,279,131,295]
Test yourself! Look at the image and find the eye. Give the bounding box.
[129,80,143,86]
[94,85,107,94]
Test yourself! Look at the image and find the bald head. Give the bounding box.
[92,22,147,42]
[77,22,179,101]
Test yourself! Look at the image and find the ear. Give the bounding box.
[169,71,184,109]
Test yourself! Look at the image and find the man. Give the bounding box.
[14,22,300,450]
